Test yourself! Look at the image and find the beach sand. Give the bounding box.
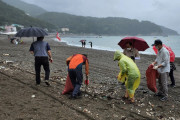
[0,35,180,120]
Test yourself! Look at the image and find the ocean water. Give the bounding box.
[54,35,180,57]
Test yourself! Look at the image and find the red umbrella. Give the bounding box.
[79,40,86,42]
[152,44,175,62]
[118,36,149,51]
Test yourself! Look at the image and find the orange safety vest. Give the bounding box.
[69,54,87,69]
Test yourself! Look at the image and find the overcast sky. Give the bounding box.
[21,0,180,33]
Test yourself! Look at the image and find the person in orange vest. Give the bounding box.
[66,54,89,99]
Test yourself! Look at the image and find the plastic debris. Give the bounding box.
[83,108,91,114]
[3,53,10,56]
[168,117,175,120]
[31,95,35,98]
[113,114,118,118]
[4,60,14,64]
[0,66,5,69]
[146,112,151,116]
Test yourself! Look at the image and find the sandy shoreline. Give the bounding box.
[0,35,180,120]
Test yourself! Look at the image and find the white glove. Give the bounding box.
[153,66,158,70]
[151,62,155,66]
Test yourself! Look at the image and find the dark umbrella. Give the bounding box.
[15,27,48,37]
[118,36,149,51]
[15,27,48,42]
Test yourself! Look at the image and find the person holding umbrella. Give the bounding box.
[152,39,170,101]
[66,54,89,99]
[83,41,86,48]
[29,37,53,86]
[123,42,140,61]
[118,37,149,62]
[89,41,93,48]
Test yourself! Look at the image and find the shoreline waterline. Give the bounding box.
[52,37,180,58]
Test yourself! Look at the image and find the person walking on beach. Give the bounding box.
[66,54,89,99]
[114,51,141,103]
[29,37,53,86]
[152,39,170,101]
[123,42,140,62]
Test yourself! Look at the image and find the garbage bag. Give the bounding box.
[146,64,159,93]
[62,74,74,95]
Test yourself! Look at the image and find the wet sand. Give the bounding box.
[0,35,180,120]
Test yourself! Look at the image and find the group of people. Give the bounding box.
[120,39,176,102]
[81,41,86,48]
[81,41,93,48]
[29,37,175,103]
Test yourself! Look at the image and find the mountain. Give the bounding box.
[160,26,179,35]
[2,0,47,17]
[37,12,163,35]
[2,0,179,35]
[0,0,56,31]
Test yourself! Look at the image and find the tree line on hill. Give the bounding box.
[1,0,179,35]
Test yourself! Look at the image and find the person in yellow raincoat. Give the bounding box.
[114,51,141,103]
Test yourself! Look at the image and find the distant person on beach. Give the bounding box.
[84,41,86,48]
[66,54,89,99]
[89,42,92,48]
[81,41,84,47]
[29,37,53,86]
[152,39,170,101]
[123,42,140,61]
[114,51,141,103]
[169,62,176,88]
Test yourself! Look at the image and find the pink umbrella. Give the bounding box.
[153,44,175,62]
[118,36,149,51]
[79,40,86,42]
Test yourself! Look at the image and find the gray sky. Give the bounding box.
[21,0,180,33]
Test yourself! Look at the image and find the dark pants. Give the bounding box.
[169,70,175,85]
[68,64,83,96]
[35,57,50,84]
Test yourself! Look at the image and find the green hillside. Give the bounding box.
[0,0,56,30]
[37,12,163,35]
[2,0,47,17]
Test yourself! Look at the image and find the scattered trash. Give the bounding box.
[4,60,14,64]
[146,112,151,116]
[112,104,115,109]
[168,117,175,120]
[83,108,88,112]
[121,116,126,120]
[83,108,91,114]
[31,95,35,98]
[113,114,118,118]
[4,68,9,71]
[3,53,10,56]
[84,94,88,97]
[78,107,82,110]
[0,66,5,69]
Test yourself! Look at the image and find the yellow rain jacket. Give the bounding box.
[114,51,141,98]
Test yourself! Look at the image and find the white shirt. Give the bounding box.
[155,47,170,73]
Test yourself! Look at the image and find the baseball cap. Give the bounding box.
[152,39,162,46]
